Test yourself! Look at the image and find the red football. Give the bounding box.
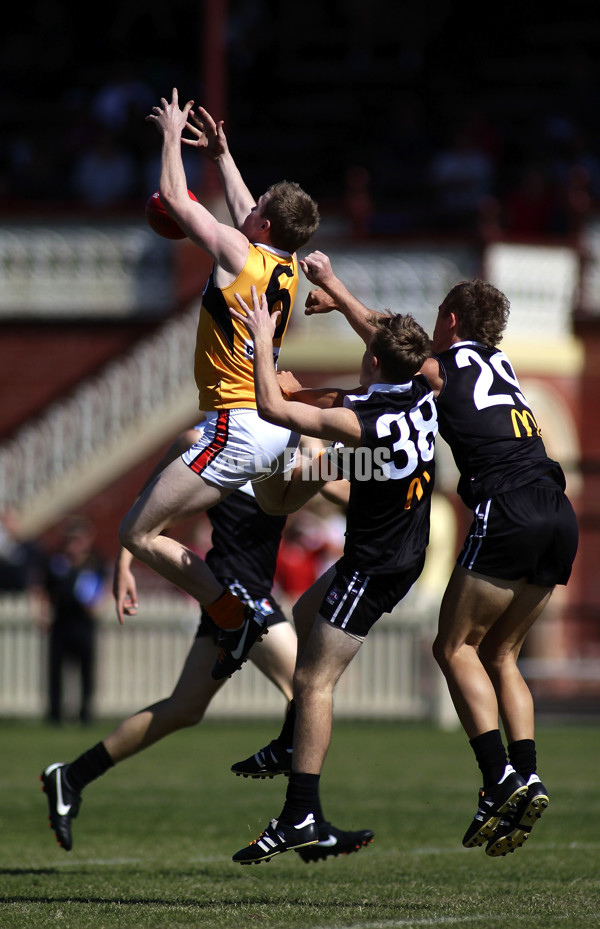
[145,189,199,239]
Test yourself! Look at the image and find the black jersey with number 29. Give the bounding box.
[435,341,565,508]
[339,375,438,575]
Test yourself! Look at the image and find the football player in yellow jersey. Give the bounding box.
[119,89,320,681]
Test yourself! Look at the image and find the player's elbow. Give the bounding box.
[256,403,285,428]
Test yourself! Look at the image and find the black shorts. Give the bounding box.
[196,578,287,644]
[318,555,425,639]
[458,477,578,586]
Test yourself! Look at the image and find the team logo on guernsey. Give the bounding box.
[243,337,281,367]
[511,408,542,438]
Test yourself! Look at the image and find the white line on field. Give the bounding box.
[312,916,572,929]
[43,839,600,869]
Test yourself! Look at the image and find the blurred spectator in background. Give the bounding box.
[0,509,42,593]
[37,515,108,725]
[343,165,374,239]
[428,125,495,232]
[70,129,137,207]
[275,496,346,604]
[503,164,561,237]
[90,62,155,134]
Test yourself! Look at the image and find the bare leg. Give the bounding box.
[103,637,224,762]
[433,565,553,741]
[119,457,229,604]
[479,584,552,743]
[104,620,297,763]
[253,458,326,516]
[433,567,510,737]
[292,617,361,774]
[249,621,296,702]
[291,567,336,656]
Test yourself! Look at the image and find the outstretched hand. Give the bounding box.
[145,87,194,137]
[230,286,278,343]
[183,105,228,159]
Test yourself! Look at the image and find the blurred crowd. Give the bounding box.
[2,1,600,239]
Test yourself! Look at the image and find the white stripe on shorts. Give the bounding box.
[460,498,492,570]
[329,571,369,630]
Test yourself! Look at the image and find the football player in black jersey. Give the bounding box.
[301,251,578,858]
[40,422,374,862]
[229,284,437,863]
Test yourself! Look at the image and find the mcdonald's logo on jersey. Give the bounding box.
[511,408,542,438]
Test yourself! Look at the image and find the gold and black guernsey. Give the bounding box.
[435,341,566,508]
[194,244,298,411]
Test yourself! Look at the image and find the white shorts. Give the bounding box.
[181,409,300,489]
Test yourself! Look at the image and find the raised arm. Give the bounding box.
[146,89,249,276]
[230,287,361,445]
[300,250,382,344]
[185,106,256,228]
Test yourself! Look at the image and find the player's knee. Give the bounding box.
[293,664,332,701]
[432,635,449,671]
[117,515,136,553]
[118,512,146,557]
[161,694,208,729]
[256,498,288,516]
[172,706,206,728]
[292,665,311,698]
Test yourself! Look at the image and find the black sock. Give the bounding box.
[279,771,320,825]
[312,793,325,825]
[66,741,115,793]
[507,739,536,780]
[469,730,508,788]
[277,700,296,749]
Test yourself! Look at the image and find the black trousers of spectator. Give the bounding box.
[47,622,95,724]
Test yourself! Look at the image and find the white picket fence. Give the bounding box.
[0,592,457,725]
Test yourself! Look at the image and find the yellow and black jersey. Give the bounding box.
[194,244,298,410]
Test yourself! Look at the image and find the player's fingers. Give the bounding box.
[197,106,216,129]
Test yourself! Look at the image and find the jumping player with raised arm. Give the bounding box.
[300,251,578,857]
[118,90,320,682]
[229,285,437,863]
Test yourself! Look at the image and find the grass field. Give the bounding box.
[0,717,598,929]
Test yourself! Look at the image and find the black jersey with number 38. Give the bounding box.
[435,341,565,508]
[338,375,438,575]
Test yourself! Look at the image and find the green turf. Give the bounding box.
[0,718,598,929]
